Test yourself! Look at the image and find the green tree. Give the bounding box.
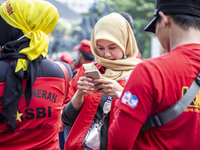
[107,0,155,58]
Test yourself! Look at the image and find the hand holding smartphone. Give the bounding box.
[84,70,102,92]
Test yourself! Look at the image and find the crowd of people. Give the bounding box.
[0,0,200,150]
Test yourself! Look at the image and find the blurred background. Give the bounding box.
[0,0,164,60]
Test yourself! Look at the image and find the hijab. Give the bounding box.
[0,0,59,133]
[91,12,142,81]
[0,16,23,46]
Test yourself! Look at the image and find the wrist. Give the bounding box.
[71,100,84,109]
[71,91,84,109]
[72,100,83,106]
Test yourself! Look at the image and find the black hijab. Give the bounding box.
[0,16,42,134]
[0,16,23,46]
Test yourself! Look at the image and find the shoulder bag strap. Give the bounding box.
[141,73,200,132]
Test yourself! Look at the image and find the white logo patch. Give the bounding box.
[121,91,138,108]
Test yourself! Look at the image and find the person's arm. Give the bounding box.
[109,109,143,149]
[108,62,154,149]
[61,101,81,127]
[62,75,94,126]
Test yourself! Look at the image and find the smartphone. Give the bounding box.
[84,70,100,80]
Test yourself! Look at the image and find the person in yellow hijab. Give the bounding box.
[0,0,72,149]
[62,12,142,150]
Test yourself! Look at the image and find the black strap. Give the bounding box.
[95,94,108,121]
[0,114,4,123]
[100,112,110,150]
[141,73,200,132]
[95,94,111,150]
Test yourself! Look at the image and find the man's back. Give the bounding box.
[0,59,71,150]
[109,0,200,149]
[109,43,200,150]
[132,44,200,149]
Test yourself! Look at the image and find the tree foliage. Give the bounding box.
[107,0,155,58]
[50,0,156,58]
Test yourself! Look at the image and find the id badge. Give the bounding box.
[103,101,112,114]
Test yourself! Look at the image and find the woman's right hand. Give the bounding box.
[71,76,94,109]
[77,76,94,96]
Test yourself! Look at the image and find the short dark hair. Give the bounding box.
[169,14,200,31]
[118,12,134,29]
[79,50,94,61]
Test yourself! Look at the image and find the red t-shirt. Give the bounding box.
[109,44,200,150]
[0,60,70,150]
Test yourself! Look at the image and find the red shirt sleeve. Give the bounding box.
[108,109,143,150]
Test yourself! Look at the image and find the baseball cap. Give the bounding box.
[144,0,200,33]
[60,52,73,64]
[74,39,92,54]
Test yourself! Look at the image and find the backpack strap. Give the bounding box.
[55,61,69,97]
[141,73,200,132]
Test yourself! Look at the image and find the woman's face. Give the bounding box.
[96,39,124,60]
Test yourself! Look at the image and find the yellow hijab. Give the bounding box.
[91,12,142,81]
[0,0,59,72]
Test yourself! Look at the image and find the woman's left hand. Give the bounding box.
[93,79,123,98]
